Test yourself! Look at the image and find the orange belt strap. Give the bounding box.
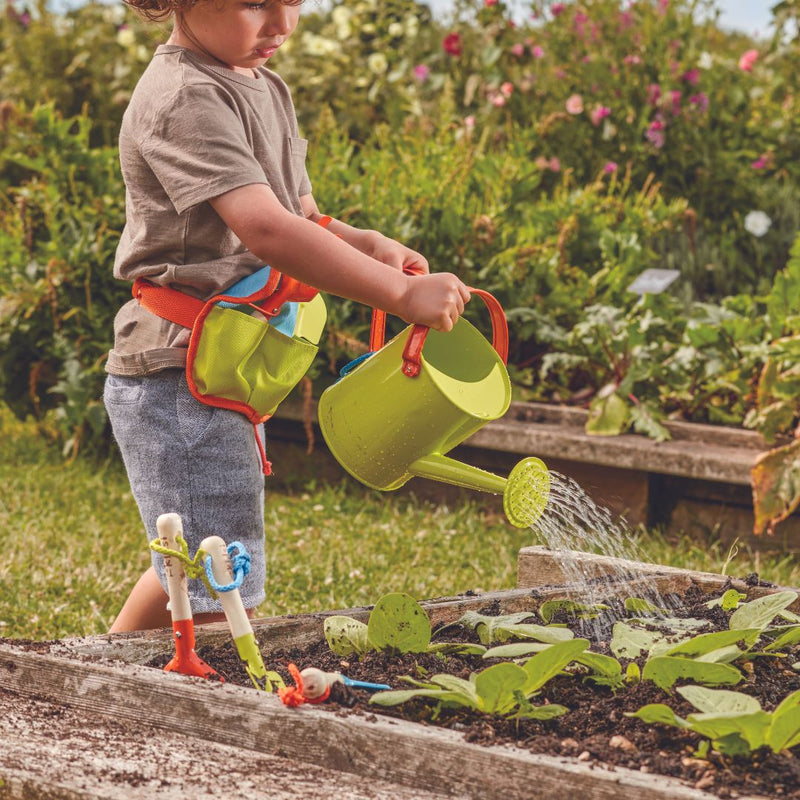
[132,279,205,329]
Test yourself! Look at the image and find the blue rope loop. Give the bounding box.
[337,351,374,380]
[204,541,251,593]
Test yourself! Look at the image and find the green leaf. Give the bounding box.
[492,623,575,645]
[628,703,688,728]
[474,662,529,714]
[324,616,371,657]
[763,625,800,652]
[574,652,624,689]
[751,442,800,535]
[586,387,628,436]
[642,657,742,690]
[455,611,535,645]
[625,597,667,615]
[677,686,762,714]
[687,712,771,752]
[767,689,800,751]
[483,642,551,660]
[367,593,431,653]
[539,599,607,623]
[512,701,569,721]
[705,589,747,611]
[729,592,798,631]
[610,621,687,660]
[665,629,760,660]
[427,642,488,656]
[522,638,589,694]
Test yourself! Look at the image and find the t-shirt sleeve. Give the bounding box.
[141,84,268,215]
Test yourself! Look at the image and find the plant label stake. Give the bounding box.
[199,535,284,693]
[155,513,220,681]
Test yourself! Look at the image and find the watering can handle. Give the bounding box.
[369,270,509,379]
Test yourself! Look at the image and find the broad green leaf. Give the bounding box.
[695,645,746,664]
[642,657,742,690]
[610,621,685,659]
[630,616,710,632]
[539,599,607,623]
[763,624,800,652]
[625,597,666,614]
[687,711,771,751]
[729,592,798,632]
[628,703,688,728]
[427,642,487,656]
[522,638,589,694]
[767,689,800,752]
[493,623,574,645]
[665,628,760,660]
[456,611,535,645]
[483,642,551,659]
[677,686,762,714]
[474,662,529,714]
[586,387,628,436]
[370,688,471,708]
[705,589,747,610]
[574,652,624,689]
[367,593,431,653]
[625,662,641,684]
[324,616,370,657]
[512,701,569,721]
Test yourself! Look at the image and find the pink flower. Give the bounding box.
[511,43,524,57]
[534,156,560,172]
[689,92,709,112]
[490,91,506,107]
[484,0,498,5]
[551,3,566,16]
[590,105,610,126]
[464,115,476,130]
[751,156,767,170]
[670,90,681,115]
[500,81,514,97]
[738,49,758,72]
[623,54,642,65]
[618,10,633,29]
[658,0,669,12]
[565,94,584,114]
[532,45,545,58]
[603,161,618,174]
[549,157,561,172]
[443,33,462,56]
[646,119,665,149]
[682,68,700,85]
[646,83,661,106]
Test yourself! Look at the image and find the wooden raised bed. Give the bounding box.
[271,399,797,551]
[2,551,797,800]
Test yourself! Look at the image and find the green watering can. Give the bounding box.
[317,285,550,528]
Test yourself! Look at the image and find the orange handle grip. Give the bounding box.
[368,269,509,379]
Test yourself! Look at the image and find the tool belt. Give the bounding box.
[133,220,332,474]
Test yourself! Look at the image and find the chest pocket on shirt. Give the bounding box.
[288,137,308,194]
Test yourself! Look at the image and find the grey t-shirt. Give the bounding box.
[106,44,312,376]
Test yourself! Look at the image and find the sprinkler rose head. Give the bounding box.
[503,457,550,528]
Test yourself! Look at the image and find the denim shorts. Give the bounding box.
[104,369,266,613]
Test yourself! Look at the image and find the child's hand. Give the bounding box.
[369,234,430,275]
[399,273,471,332]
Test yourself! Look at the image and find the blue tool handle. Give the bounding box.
[341,676,391,691]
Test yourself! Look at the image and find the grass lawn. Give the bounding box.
[1,406,797,641]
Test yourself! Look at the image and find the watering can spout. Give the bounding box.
[410,454,550,528]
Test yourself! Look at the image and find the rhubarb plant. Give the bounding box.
[370,639,589,719]
[629,685,800,757]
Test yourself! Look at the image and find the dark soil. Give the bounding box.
[151,583,800,800]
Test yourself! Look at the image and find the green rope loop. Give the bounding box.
[148,535,217,598]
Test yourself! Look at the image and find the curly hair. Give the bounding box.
[123,0,303,23]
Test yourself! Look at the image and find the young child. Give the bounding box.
[105,0,470,632]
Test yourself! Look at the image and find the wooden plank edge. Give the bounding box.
[0,646,740,800]
[517,546,800,609]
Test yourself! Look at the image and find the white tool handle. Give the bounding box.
[156,513,192,623]
[199,535,252,639]
[299,667,342,699]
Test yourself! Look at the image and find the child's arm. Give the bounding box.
[210,183,468,332]
[300,193,429,275]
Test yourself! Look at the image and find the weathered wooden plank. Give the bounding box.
[0,685,454,800]
[0,645,746,800]
[518,546,800,610]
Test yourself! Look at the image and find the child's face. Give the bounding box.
[177,0,301,73]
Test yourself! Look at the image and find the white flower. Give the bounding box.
[744,210,772,237]
[116,27,135,48]
[405,14,419,37]
[698,51,713,69]
[302,32,338,57]
[103,4,127,25]
[335,22,351,40]
[331,6,351,25]
[602,119,617,141]
[367,52,388,74]
[388,21,404,37]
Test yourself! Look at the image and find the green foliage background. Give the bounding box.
[2,0,800,473]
